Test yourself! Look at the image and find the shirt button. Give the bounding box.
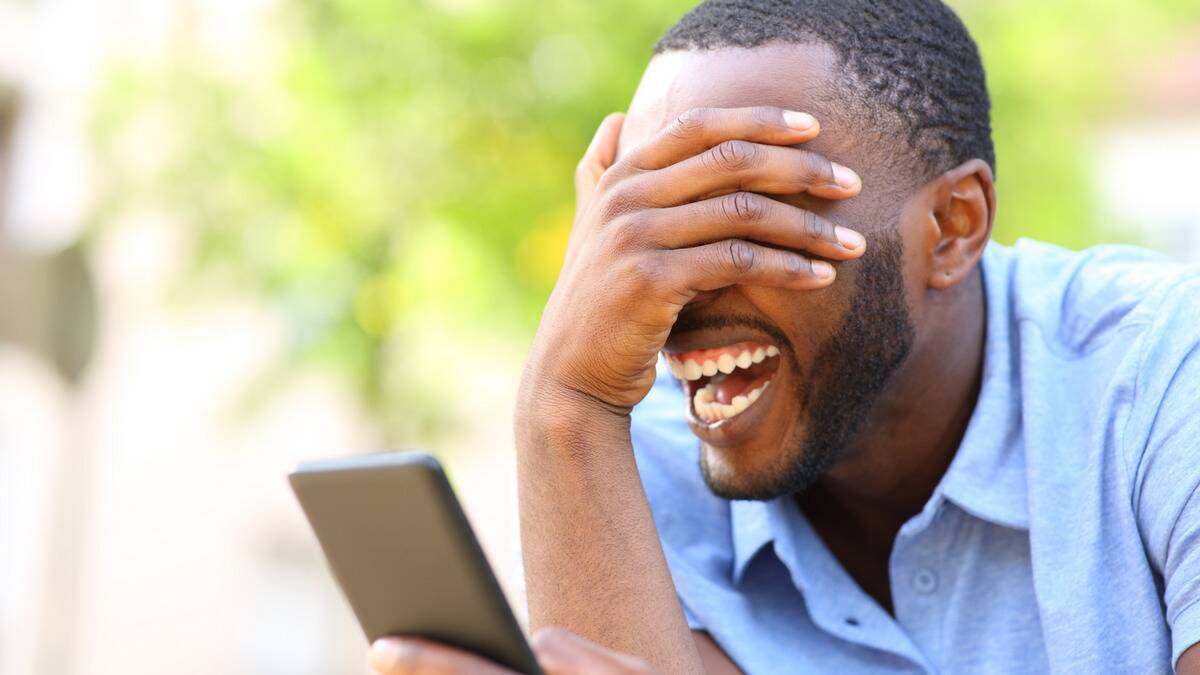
[912,568,938,594]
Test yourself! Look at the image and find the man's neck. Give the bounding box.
[797,268,987,609]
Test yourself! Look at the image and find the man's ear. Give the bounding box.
[923,159,995,290]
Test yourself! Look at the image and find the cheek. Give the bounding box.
[736,283,848,365]
[774,191,875,237]
[895,217,935,319]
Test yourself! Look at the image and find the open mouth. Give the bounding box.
[664,340,781,425]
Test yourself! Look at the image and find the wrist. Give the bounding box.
[515,380,632,454]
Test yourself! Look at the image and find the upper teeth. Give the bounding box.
[667,344,780,382]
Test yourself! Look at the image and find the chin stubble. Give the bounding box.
[701,228,916,500]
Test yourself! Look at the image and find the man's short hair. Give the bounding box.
[655,0,995,182]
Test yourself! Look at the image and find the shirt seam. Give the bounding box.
[1148,340,1200,575]
[1171,595,1200,669]
[1174,594,1200,630]
[1125,274,1200,530]
[1164,482,1200,589]
[1121,316,1152,495]
[1009,264,1200,363]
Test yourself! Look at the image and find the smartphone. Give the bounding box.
[288,451,542,675]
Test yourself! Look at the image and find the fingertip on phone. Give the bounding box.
[370,638,412,667]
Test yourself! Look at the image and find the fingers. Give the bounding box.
[369,638,517,675]
[625,106,821,171]
[532,627,656,675]
[575,112,626,216]
[666,239,840,295]
[635,192,866,261]
[638,139,860,206]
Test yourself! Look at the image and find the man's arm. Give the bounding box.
[1128,279,1200,674]
[1180,645,1200,675]
[516,400,702,672]
[694,632,742,674]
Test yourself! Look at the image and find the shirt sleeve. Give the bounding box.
[682,599,705,631]
[1128,279,1200,669]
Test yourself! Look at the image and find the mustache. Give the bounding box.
[670,311,794,355]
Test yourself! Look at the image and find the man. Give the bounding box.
[369,1,1200,673]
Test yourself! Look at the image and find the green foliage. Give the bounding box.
[956,0,1200,249]
[93,0,1200,441]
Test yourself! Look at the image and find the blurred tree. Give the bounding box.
[92,0,1200,442]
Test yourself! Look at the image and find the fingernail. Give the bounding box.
[783,111,817,131]
[812,260,835,279]
[370,639,410,667]
[835,226,865,250]
[832,163,860,189]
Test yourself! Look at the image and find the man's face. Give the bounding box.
[617,43,926,499]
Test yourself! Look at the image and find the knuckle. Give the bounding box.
[626,253,668,289]
[610,212,651,249]
[726,239,757,273]
[669,107,711,139]
[722,191,765,223]
[799,152,834,185]
[598,181,644,220]
[750,105,784,129]
[593,165,623,196]
[710,139,759,173]
[801,210,831,242]
[738,192,768,222]
[786,252,810,276]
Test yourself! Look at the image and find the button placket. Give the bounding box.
[890,505,950,668]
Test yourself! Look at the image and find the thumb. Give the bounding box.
[574,112,626,217]
[532,627,656,675]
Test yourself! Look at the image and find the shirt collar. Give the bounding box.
[728,242,1028,586]
[731,498,774,584]
[937,242,1029,530]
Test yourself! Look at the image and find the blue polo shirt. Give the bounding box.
[630,239,1200,674]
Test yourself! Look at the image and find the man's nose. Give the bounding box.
[683,288,724,311]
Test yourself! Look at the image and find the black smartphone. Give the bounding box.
[288,451,542,675]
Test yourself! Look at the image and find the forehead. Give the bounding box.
[616,42,845,161]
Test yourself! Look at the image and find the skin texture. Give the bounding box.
[370,41,1002,674]
[1182,645,1200,674]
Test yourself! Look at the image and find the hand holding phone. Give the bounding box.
[289,451,542,675]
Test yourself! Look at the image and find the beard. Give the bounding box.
[700,228,916,500]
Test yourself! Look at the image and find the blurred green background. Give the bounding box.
[92,0,1200,443]
[4,3,1198,674]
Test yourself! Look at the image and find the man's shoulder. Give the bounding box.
[998,238,1200,357]
[997,239,1200,486]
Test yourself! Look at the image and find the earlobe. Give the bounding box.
[926,159,995,290]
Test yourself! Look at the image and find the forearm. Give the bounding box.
[516,391,704,675]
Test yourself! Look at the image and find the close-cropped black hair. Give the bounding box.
[655,0,995,181]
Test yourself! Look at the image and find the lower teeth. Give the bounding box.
[693,380,770,423]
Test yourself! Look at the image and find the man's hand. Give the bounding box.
[520,106,865,423]
[514,107,863,673]
[368,628,656,675]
